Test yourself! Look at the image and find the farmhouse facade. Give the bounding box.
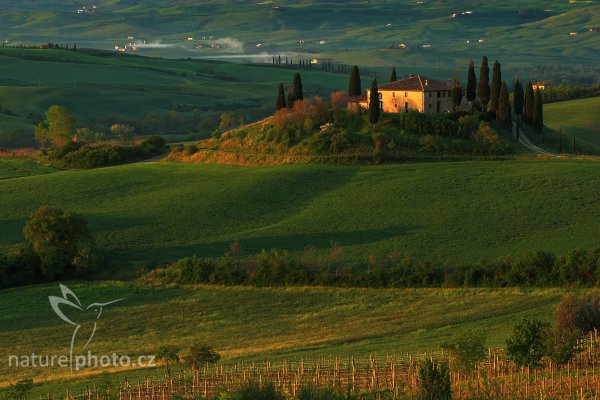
[350,75,468,114]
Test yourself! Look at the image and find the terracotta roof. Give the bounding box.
[377,75,457,92]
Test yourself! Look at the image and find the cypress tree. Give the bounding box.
[513,78,524,138]
[572,135,577,154]
[477,56,490,113]
[466,60,477,109]
[532,88,544,136]
[368,79,380,126]
[513,78,524,123]
[275,83,286,111]
[496,81,512,130]
[524,81,534,126]
[348,65,362,97]
[490,61,502,114]
[287,72,303,108]
[450,71,463,112]
[390,66,397,82]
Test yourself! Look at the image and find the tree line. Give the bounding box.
[141,247,600,289]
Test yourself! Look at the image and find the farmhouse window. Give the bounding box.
[437,91,441,98]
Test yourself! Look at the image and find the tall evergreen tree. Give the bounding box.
[287,73,303,108]
[275,83,286,111]
[513,78,524,125]
[532,88,544,136]
[450,71,463,112]
[477,56,490,113]
[524,81,534,126]
[466,60,477,109]
[368,79,380,126]
[348,66,362,97]
[496,81,512,130]
[390,66,397,82]
[490,61,502,114]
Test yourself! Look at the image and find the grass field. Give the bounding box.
[0,159,599,270]
[545,97,600,153]
[0,159,55,180]
[0,282,566,390]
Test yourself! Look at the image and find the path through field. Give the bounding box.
[514,122,560,157]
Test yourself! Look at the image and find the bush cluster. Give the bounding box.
[45,136,166,169]
[141,248,600,289]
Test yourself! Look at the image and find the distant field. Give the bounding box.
[0,48,348,147]
[0,159,598,270]
[0,282,565,389]
[0,0,598,83]
[545,97,600,153]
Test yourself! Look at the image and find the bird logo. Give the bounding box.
[49,284,124,371]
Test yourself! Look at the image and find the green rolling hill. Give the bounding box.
[1,159,598,270]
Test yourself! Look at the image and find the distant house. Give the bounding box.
[532,82,548,91]
[569,32,578,36]
[590,26,600,32]
[349,75,468,114]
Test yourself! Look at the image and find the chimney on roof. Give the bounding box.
[425,79,429,86]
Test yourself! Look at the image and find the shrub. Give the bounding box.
[186,344,221,369]
[4,379,33,400]
[235,382,284,400]
[441,330,486,373]
[299,386,348,400]
[544,327,581,366]
[506,318,550,368]
[185,144,198,155]
[555,292,600,334]
[417,358,452,400]
[142,135,166,149]
[0,243,41,288]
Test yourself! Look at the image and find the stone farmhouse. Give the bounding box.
[350,74,468,114]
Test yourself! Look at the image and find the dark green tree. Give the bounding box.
[572,135,577,154]
[348,65,362,97]
[477,56,490,113]
[390,66,397,82]
[417,359,452,400]
[532,88,544,136]
[441,330,486,374]
[466,60,477,110]
[23,206,97,278]
[275,83,286,111]
[450,71,463,112]
[186,344,221,369]
[490,61,502,114]
[524,81,534,125]
[368,79,380,126]
[506,318,550,368]
[513,78,524,132]
[287,73,303,108]
[496,81,512,130]
[155,345,180,375]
